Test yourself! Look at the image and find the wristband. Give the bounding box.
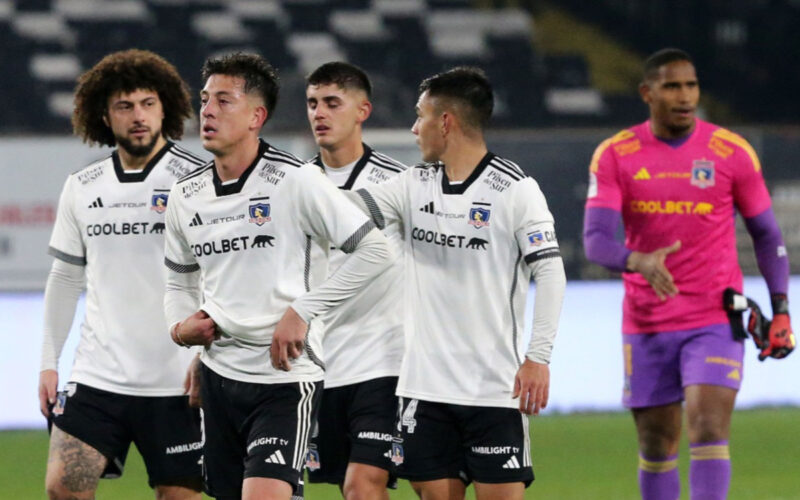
[771,294,789,315]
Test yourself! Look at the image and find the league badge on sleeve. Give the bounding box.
[151,191,169,213]
[691,160,715,189]
[248,201,271,226]
[528,231,544,246]
[468,205,491,228]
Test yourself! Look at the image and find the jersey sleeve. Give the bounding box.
[163,185,200,273]
[584,138,623,211]
[354,167,410,229]
[47,175,86,266]
[513,177,561,265]
[728,134,772,218]
[294,164,374,252]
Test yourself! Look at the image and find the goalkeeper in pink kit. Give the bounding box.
[584,48,795,500]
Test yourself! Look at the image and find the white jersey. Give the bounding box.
[313,145,406,388]
[164,140,373,384]
[357,152,562,408]
[48,142,205,396]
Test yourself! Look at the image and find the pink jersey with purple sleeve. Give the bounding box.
[585,119,772,333]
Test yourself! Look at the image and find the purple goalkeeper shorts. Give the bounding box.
[622,323,744,409]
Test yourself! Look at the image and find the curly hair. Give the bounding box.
[72,49,193,146]
[201,52,279,121]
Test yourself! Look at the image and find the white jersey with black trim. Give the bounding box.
[165,140,374,384]
[47,142,205,396]
[312,144,406,388]
[357,152,562,408]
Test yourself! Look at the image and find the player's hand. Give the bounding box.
[174,310,218,347]
[183,354,202,408]
[270,307,308,371]
[513,359,549,416]
[627,240,681,300]
[39,369,58,418]
[759,313,795,361]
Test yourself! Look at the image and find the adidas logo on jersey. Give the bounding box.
[419,201,434,213]
[633,167,651,180]
[502,456,521,469]
[264,450,286,465]
[88,197,103,208]
[188,213,203,227]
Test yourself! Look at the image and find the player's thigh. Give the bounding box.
[130,395,203,491]
[48,382,133,479]
[680,323,744,394]
[343,462,390,499]
[306,384,351,484]
[684,384,737,443]
[154,483,202,500]
[473,480,525,500]
[242,477,293,500]
[410,478,466,500]
[623,332,684,409]
[460,406,533,488]
[393,398,465,483]
[348,377,398,477]
[46,426,107,499]
[631,402,683,458]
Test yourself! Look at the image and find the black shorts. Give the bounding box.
[50,382,202,488]
[306,376,398,487]
[392,398,534,486]
[200,363,321,499]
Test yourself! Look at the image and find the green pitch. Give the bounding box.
[2,408,797,499]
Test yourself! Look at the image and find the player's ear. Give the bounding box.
[441,111,453,136]
[102,112,110,128]
[639,81,652,104]
[356,98,372,124]
[251,105,268,130]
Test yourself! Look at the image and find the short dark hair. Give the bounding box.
[72,49,192,147]
[643,48,694,82]
[201,52,279,120]
[418,66,494,130]
[306,62,372,98]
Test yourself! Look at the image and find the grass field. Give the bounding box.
[2,408,798,499]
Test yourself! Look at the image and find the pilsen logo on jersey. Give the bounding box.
[150,191,169,213]
[468,205,491,228]
[691,160,715,188]
[248,198,271,225]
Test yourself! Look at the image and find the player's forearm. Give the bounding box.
[525,256,566,364]
[41,259,85,371]
[164,268,202,331]
[292,227,392,322]
[744,207,789,299]
[583,207,630,272]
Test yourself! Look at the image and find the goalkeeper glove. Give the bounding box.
[757,294,796,361]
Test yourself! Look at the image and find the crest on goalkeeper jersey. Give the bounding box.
[691,160,715,188]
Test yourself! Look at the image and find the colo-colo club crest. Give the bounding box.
[151,192,169,213]
[691,160,715,189]
[468,207,491,228]
[249,203,271,225]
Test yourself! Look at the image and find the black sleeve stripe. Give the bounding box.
[355,189,386,230]
[489,160,523,181]
[340,220,377,254]
[48,246,86,266]
[262,152,304,168]
[372,151,407,167]
[164,257,200,273]
[177,164,213,183]
[370,153,407,172]
[524,248,562,264]
[264,148,304,166]
[495,156,525,177]
[170,149,205,166]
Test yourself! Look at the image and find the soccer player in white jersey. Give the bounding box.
[352,67,567,500]
[162,53,392,500]
[39,49,205,500]
[303,62,406,499]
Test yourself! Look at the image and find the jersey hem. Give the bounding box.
[622,320,730,335]
[200,356,324,384]
[396,389,518,409]
[68,374,187,397]
[324,368,401,389]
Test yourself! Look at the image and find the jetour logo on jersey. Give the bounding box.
[248,196,271,225]
[468,204,491,228]
[691,160,715,188]
[150,191,169,213]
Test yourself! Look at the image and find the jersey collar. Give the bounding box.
[212,139,268,196]
[314,143,373,191]
[441,151,494,195]
[112,141,173,183]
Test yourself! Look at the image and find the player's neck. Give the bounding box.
[117,136,168,171]
[319,137,364,168]
[214,136,261,182]
[650,119,696,140]
[441,138,487,182]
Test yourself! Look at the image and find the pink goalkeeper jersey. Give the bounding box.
[586,119,772,334]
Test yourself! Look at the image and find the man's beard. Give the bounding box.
[117,129,161,157]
